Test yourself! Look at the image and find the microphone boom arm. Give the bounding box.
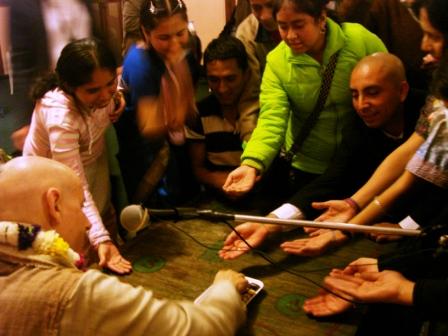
[197,210,420,237]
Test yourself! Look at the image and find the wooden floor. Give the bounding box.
[111,216,395,336]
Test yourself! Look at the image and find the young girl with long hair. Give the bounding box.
[23,38,132,274]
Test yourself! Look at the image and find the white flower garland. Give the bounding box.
[0,221,84,269]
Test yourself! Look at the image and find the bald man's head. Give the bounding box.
[353,52,406,85]
[0,157,90,253]
[350,52,409,134]
[0,156,79,195]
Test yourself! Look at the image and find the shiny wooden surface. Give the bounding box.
[118,217,392,336]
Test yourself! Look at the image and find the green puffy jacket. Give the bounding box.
[242,18,387,174]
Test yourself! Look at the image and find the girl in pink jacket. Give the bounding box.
[24,38,131,274]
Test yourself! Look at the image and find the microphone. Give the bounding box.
[120,204,422,237]
[120,205,150,233]
[120,205,209,233]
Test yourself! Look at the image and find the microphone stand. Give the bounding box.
[196,210,421,237]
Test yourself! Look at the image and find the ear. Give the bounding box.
[45,187,62,229]
[399,81,410,103]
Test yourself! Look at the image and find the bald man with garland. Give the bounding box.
[0,156,247,335]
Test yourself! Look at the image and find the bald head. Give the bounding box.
[0,156,79,187]
[0,157,78,222]
[353,52,406,86]
[350,52,409,133]
[0,157,89,252]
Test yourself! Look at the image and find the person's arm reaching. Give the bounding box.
[350,132,424,210]
[349,170,417,226]
[313,132,424,223]
[292,170,418,257]
[60,269,247,336]
[223,58,291,196]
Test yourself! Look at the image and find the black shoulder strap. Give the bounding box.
[283,51,340,162]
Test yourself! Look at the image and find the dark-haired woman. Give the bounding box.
[223,0,386,200]
[116,0,199,206]
[23,38,132,274]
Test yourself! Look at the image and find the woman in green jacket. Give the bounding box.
[223,0,386,200]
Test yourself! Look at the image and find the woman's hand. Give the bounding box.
[222,165,259,198]
[312,200,357,223]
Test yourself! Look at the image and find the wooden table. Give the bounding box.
[117,216,392,336]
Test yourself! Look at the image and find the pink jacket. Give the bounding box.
[24,88,112,246]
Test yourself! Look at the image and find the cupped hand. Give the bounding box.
[280,229,348,257]
[324,270,414,305]
[222,165,258,198]
[219,222,269,260]
[98,241,132,274]
[303,289,353,317]
[312,200,357,223]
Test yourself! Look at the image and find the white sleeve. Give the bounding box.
[271,203,304,220]
[271,203,305,232]
[60,270,246,336]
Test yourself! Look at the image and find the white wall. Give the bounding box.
[184,0,227,53]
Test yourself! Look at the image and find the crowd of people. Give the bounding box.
[1,0,448,334]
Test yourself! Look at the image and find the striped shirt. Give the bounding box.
[23,88,112,246]
[186,95,243,169]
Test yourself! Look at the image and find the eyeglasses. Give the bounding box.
[148,0,184,15]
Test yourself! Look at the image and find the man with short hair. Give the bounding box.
[0,156,247,335]
[235,0,280,81]
[220,52,426,259]
[186,35,257,193]
[234,0,281,124]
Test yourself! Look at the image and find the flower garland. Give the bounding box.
[0,221,85,269]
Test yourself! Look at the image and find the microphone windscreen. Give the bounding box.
[120,205,149,232]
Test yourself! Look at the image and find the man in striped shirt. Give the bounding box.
[186,35,258,195]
